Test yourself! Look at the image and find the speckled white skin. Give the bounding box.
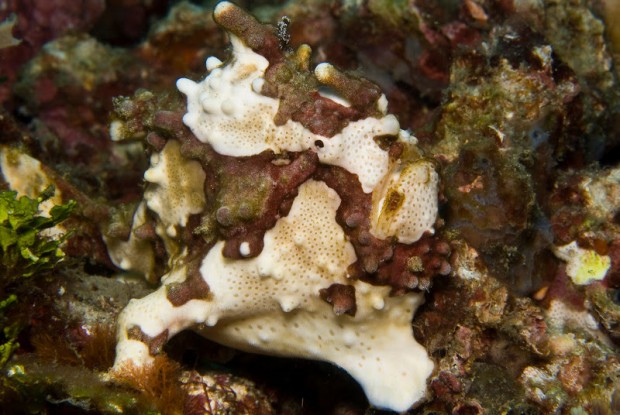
[370,159,439,244]
[176,35,400,193]
[115,180,433,411]
[105,140,206,281]
[144,140,206,237]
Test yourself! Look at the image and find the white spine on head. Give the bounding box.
[176,35,402,193]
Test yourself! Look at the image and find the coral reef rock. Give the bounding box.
[108,2,441,412]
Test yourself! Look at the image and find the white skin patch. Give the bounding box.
[239,241,251,257]
[114,181,434,411]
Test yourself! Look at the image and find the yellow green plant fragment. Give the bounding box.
[0,187,75,367]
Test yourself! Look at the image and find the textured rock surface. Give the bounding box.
[1,0,619,414]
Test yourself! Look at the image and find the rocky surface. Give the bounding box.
[0,0,618,414]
